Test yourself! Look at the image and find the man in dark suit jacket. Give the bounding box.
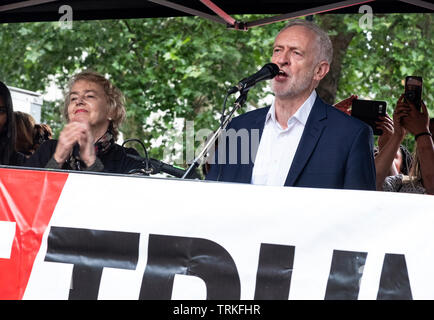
[206,19,376,190]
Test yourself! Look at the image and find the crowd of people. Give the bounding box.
[0,19,432,195]
[375,97,433,194]
[332,93,433,195]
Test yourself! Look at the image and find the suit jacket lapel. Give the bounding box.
[284,96,327,186]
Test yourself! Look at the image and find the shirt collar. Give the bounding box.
[266,90,317,127]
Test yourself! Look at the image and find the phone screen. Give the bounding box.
[351,99,387,135]
[405,76,423,111]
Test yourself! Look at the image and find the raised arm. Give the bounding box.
[402,100,434,195]
[374,95,407,190]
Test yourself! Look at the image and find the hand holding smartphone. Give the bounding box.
[404,76,423,111]
[351,99,387,135]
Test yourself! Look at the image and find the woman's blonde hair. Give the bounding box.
[63,71,126,139]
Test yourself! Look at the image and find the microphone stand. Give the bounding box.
[181,90,249,179]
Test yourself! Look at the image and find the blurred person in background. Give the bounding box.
[375,95,433,195]
[32,123,53,152]
[0,81,25,166]
[14,111,36,157]
[375,113,413,177]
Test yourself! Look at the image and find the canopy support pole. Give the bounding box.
[147,0,227,25]
[149,0,432,30]
[398,0,434,11]
[243,0,376,29]
[0,0,58,12]
[199,0,248,30]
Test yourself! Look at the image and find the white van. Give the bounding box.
[8,86,43,123]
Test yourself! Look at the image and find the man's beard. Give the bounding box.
[271,68,315,99]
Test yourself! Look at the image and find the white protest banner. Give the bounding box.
[1,167,433,300]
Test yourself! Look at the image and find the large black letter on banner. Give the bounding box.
[324,250,367,300]
[377,253,412,300]
[254,243,295,300]
[45,226,140,300]
[139,234,240,300]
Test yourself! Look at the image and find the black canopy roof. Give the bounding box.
[0,0,432,27]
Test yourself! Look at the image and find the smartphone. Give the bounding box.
[351,99,387,135]
[404,76,423,111]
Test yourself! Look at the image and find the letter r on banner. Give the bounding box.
[139,234,241,300]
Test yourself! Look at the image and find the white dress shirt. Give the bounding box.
[251,90,317,186]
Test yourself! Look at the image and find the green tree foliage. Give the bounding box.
[0,13,432,164]
[0,16,281,161]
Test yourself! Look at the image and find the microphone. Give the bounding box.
[72,143,81,170]
[125,153,189,178]
[149,158,189,178]
[72,143,80,159]
[228,63,280,94]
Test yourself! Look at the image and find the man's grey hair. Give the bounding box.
[278,19,333,65]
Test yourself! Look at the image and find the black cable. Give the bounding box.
[122,138,150,173]
[122,138,193,178]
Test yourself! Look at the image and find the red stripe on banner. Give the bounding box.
[0,168,68,300]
